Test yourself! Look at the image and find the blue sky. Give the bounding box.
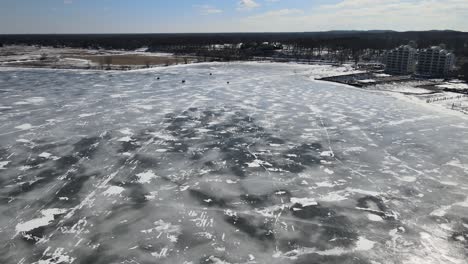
[0,0,467,33]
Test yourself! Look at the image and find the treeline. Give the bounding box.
[1,31,467,53]
[462,64,468,81]
[1,31,468,72]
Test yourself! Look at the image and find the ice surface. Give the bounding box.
[0,62,467,264]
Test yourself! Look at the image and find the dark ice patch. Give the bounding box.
[266,137,286,145]
[200,256,233,264]
[450,219,468,247]
[293,254,372,264]
[283,143,323,166]
[290,203,358,249]
[357,196,396,220]
[280,162,306,173]
[167,141,189,153]
[74,137,100,158]
[357,196,386,212]
[241,189,291,208]
[52,172,97,206]
[189,189,228,207]
[450,231,468,246]
[7,168,61,197]
[129,154,159,169]
[31,142,64,154]
[18,226,46,245]
[119,140,140,153]
[291,203,335,219]
[125,183,148,208]
[55,155,80,170]
[224,214,275,242]
[176,229,212,250]
[74,244,120,264]
[241,194,269,207]
[0,147,9,160]
[23,157,49,167]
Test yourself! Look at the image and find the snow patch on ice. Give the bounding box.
[398,176,417,182]
[155,149,168,153]
[136,170,159,183]
[246,159,272,168]
[0,161,10,170]
[445,159,468,171]
[320,151,334,157]
[280,236,375,258]
[355,237,376,251]
[367,214,384,222]
[78,113,97,118]
[117,136,133,142]
[290,197,318,207]
[110,94,128,98]
[430,205,452,217]
[14,97,45,105]
[119,128,133,135]
[359,79,376,83]
[346,188,380,196]
[16,208,68,233]
[103,186,125,196]
[33,247,75,264]
[38,152,52,159]
[315,181,335,188]
[320,191,348,202]
[343,146,367,153]
[15,123,33,130]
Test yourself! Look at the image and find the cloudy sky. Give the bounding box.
[1,0,467,34]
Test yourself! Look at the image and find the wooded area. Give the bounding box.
[1,31,468,75]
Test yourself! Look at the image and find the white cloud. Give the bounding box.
[236,0,468,32]
[196,5,223,15]
[321,0,400,9]
[2,0,467,33]
[64,0,73,4]
[238,0,260,11]
[249,8,303,18]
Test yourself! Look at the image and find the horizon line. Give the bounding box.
[1,29,467,36]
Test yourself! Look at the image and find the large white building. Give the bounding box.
[417,46,455,77]
[383,45,417,75]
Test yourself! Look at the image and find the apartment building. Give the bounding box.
[417,46,455,77]
[383,45,417,75]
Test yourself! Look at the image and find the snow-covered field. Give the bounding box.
[0,63,467,264]
[0,45,176,69]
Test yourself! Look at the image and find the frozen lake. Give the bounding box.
[0,63,467,264]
